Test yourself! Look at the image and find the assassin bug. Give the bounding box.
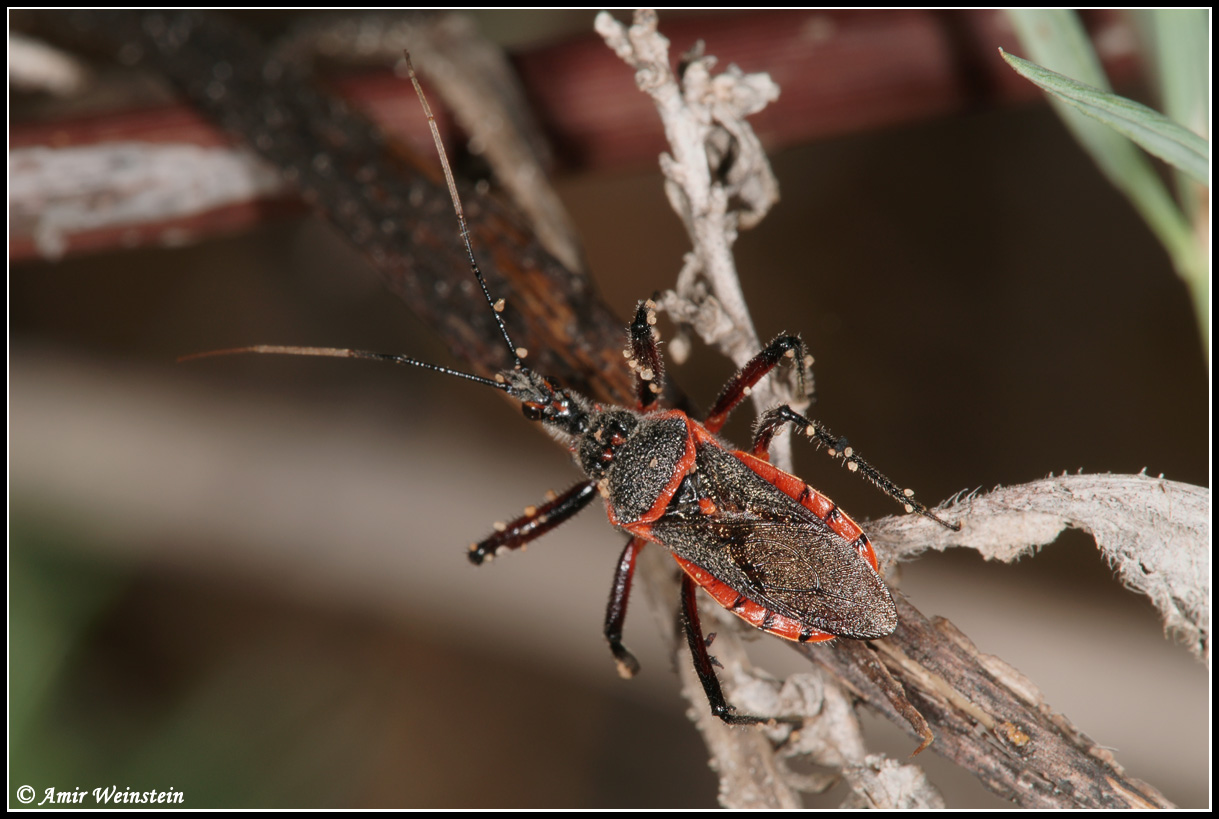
[188,53,960,726]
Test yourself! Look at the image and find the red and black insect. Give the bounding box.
[189,54,960,726]
[461,297,959,724]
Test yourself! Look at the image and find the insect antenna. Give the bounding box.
[182,52,539,392]
[403,50,525,371]
[178,345,510,392]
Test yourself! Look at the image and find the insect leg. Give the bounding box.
[680,574,768,725]
[468,479,599,565]
[605,536,646,678]
[702,335,810,433]
[753,405,960,531]
[626,299,665,411]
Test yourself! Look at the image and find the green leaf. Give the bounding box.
[1004,10,1207,354]
[1139,9,1209,142]
[1001,49,1208,184]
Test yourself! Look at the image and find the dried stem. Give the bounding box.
[596,10,804,472]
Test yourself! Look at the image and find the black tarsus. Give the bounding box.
[627,299,666,412]
[753,405,961,531]
[605,536,646,678]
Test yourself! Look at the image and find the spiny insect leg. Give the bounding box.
[702,335,810,434]
[468,480,598,565]
[680,575,769,725]
[626,299,665,411]
[753,405,960,531]
[605,536,646,678]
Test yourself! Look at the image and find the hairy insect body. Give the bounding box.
[504,369,899,648]
[585,411,687,524]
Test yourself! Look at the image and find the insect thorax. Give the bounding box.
[578,410,689,525]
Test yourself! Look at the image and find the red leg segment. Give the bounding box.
[702,335,810,434]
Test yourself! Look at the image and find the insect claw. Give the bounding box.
[714,706,771,726]
[910,727,935,756]
[615,653,641,679]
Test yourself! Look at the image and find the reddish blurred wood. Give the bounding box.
[11,102,220,149]
[13,11,1141,156]
[7,198,305,262]
[11,10,1141,263]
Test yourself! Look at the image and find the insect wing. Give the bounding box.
[653,441,898,640]
[662,515,897,639]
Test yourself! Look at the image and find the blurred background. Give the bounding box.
[10,10,1208,808]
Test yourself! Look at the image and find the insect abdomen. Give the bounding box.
[648,436,899,641]
[673,555,838,643]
